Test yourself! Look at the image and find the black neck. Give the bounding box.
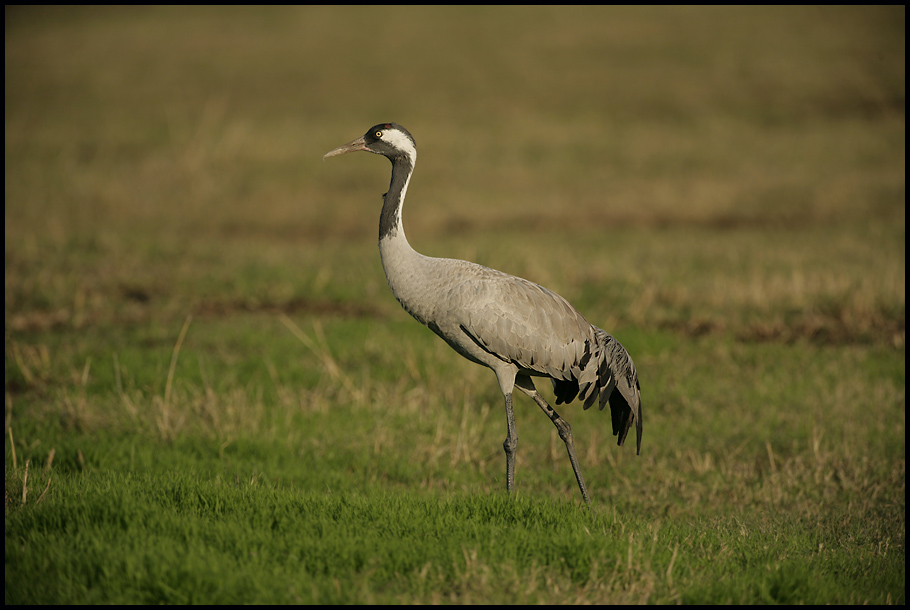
[379,155,413,241]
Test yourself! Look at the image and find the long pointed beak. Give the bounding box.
[323,135,369,160]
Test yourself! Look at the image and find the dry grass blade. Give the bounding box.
[8,426,17,470]
[35,477,52,505]
[164,315,193,406]
[278,314,342,380]
[44,448,56,476]
[11,343,35,386]
[21,459,29,505]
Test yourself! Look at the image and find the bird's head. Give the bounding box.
[323,123,417,166]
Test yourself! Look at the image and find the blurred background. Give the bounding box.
[5,9,905,603]
[6,6,904,234]
[5,5,905,372]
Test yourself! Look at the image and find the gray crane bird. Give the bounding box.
[323,123,642,506]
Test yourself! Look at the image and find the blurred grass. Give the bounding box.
[5,6,904,343]
[5,6,905,238]
[5,5,905,604]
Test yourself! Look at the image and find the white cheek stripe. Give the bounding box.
[399,172,411,205]
[384,130,417,165]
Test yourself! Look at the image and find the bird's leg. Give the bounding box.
[502,392,518,492]
[538,398,590,507]
[515,375,591,507]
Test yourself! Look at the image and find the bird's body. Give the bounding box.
[324,123,641,506]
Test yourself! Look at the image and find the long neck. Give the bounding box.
[378,153,436,324]
[379,155,415,245]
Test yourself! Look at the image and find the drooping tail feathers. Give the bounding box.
[552,327,642,454]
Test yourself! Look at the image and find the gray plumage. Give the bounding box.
[324,123,642,506]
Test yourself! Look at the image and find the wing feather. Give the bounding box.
[453,268,595,382]
[432,261,642,455]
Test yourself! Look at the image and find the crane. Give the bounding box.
[323,123,642,506]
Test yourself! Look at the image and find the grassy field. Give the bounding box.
[5,6,905,604]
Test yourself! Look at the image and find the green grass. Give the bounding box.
[5,5,905,604]
[6,473,901,604]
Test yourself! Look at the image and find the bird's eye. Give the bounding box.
[375,131,383,138]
